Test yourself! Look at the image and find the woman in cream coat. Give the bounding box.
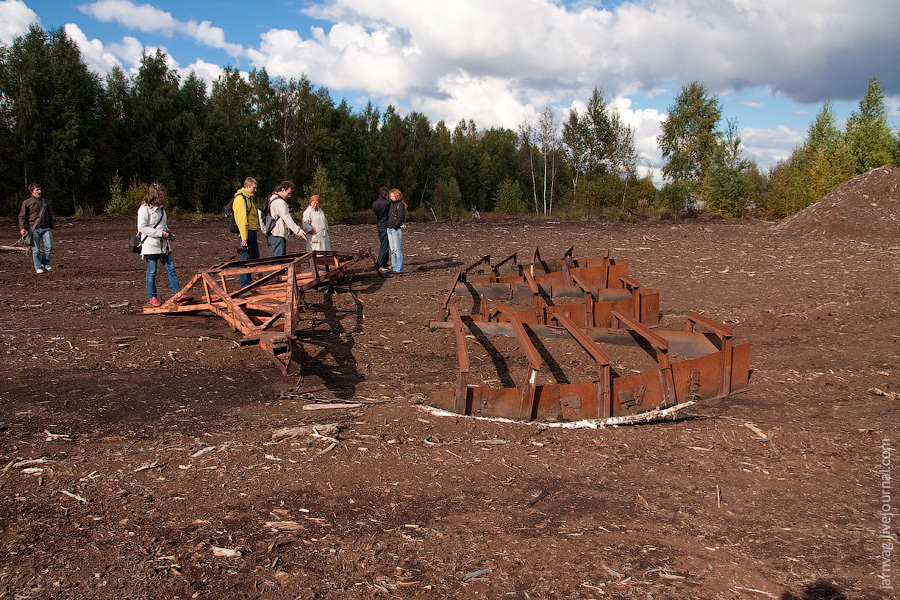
[302,195,331,251]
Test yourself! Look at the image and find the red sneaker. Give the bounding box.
[175,294,193,303]
[149,296,162,307]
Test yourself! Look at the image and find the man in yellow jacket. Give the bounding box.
[233,176,259,287]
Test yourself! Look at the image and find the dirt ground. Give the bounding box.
[2,169,899,599]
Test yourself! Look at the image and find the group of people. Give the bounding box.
[17,178,404,307]
[373,186,407,274]
[229,177,331,287]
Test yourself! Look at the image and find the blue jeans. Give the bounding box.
[267,234,286,257]
[376,229,389,269]
[387,227,403,272]
[145,252,181,300]
[30,228,53,271]
[239,230,260,287]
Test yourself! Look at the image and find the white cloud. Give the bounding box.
[105,35,145,73]
[741,125,804,172]
[64,23,122,75]
[79,0,246,59]
[409,73,537,131]
[612,97,666,169]
[289,0,899,110]
[79,0,178,33]
[0,0,39,45]
[180,59,222,89]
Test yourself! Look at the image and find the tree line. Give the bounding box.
[2,24,898,221]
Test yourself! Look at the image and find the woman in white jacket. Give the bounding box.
[302,195,331,251]
[137,183,188,307]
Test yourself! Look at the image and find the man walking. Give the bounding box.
[19,182,54,274]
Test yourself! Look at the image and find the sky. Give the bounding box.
[2,0,899,183]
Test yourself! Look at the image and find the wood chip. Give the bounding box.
[744,423,772,441]
[210,546,242,558]
[14,458,52,468]
[869,387,900,400]
[271,423,339,441]
[191,446,216,458]
[462,568,492,583]
[61,490,88,503]
[264,521,304,531]
[302,403,362,411]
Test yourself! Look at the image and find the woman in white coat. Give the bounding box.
[137,183,189,306]
[301,195,331,251]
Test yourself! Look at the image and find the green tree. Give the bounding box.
[380,106,409,195]
[700,119,753,216]
[429,176,463,220]
[759,101,855,220]
[493,177,526,215]
[658,81,722,211]
[478,127,520,212]
[535,107,560,214]
[583,87,614,174]
[759,153,809,219]
[562,87,637,214]
[805,101,854,198]
[451,119,483,211]
[94,66,131,210]
[561,106,590,209]
[205,67,259,209]
[845,76,898,173]
[129,49,180,192]
[304,164,350,222]
[335,101,379,212]
[403,111,447,211]
[0,25,102,213]
[168,71,209,212]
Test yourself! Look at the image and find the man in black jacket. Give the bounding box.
[19,183,54,274]
[372,187,391,274]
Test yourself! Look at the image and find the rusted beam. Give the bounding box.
[449,304,470,415]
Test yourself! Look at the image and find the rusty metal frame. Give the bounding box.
[144,248,371,373]
[439,247,660,330]
[429,248,751,422]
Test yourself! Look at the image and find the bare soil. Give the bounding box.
[2,169,899,599]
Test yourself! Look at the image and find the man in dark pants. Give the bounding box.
[372,187,391,274]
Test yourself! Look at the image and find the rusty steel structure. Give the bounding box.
[429,248,751,422]
[144,249,371,374]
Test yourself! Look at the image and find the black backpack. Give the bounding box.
[259,194,278,236]
[225,192,251,234]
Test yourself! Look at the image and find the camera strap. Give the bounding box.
[139,209,164,247]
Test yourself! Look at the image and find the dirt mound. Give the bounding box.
[776,165,900,243]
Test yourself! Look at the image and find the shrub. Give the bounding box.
[104,172,130,215]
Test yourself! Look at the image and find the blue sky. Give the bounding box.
[2,0,898,182]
